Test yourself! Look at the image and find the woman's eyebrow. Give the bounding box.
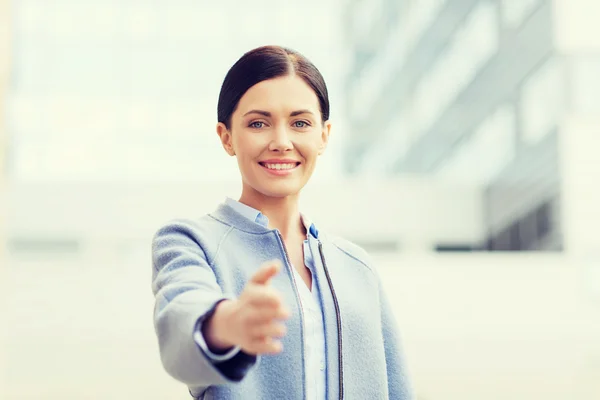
[243,109,314,117]
[289,109,314,117]
[243,110,271,117]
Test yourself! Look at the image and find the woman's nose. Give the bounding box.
[269,125,293,152]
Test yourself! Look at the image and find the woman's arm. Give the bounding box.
[378,274,415,400]
[151,221,256,388]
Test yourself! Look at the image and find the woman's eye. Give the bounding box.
[293,121,309,128]
[249,121,265,129]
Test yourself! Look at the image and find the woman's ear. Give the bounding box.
[318,120,332,155]
[216,122,235,156]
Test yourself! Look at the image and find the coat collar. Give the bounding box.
[211,199,319,238]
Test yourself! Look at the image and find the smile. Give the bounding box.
[259,162,299,170]
[258,161,301,175]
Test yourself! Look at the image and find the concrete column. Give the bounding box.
[0,1,9,212]
[0,0,8,396]
[559,116,600,256]
[558,114,600,400]
[554,4,600,393]
[553,0,600,256]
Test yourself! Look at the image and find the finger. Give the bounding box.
[250,260,282,285]
[246,337,283,355]
[248,304,291,322]
[242,305,290,329]
[247,286,283,309]
[248,321,287,339]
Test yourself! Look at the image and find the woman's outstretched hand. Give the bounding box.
[203,260,290,355]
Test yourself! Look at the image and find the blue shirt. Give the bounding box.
[195,198,327,399]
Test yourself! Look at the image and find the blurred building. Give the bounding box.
[6,1,344,184]
[1,0,9,248]
[1,0,7,180]
[342,0,600,252]
[4,1,598,258]
[1,0,9,391]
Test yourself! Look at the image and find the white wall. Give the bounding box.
[553,0,600,258]
[5,177,485,252]
[0,1,10,398]
[2,252,598,399]
[381,253,600,400]
[553,0,600,53]
[559,116,600,256]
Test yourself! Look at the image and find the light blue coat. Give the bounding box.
[151,202,414,399]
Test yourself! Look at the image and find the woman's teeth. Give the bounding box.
[263,163,296,170]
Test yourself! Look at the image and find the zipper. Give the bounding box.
[275,231,307,400]
[318,241,344,400]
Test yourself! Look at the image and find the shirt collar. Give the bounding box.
[224,197,319,238]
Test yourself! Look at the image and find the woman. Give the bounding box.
[151,45,413,400]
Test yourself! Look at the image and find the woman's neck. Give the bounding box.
[238,189,305,240]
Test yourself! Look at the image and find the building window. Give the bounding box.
[351,0,384,46]
[487,198,557,251]
[501,0,542,29]
[404,0,448,50]
[347,18,409,121]
[358,111,412,175]
[520,57,566,145]
[412,1,499,136]
[436,104,516,185]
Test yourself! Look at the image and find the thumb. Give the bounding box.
[250,260,282,285]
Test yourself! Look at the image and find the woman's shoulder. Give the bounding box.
[320,232,376,274]
[151,213,233,246]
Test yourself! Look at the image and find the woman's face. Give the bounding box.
[217,74,331,199]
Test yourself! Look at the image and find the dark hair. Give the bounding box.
[217,45,330,129]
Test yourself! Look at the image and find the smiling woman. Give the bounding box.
[216,46,331,199]
[150,45,414,400]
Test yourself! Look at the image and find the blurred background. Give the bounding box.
[1,0,599,399]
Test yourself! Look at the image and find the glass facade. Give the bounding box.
[520,56,566,145]
[501,0,542,28]
[341,0,585,251]
[412,1,499,136]
[404,0,448,51]
[436,104,516,185]
[360,111,412,176]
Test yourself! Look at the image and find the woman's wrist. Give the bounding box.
[202,300,237,352]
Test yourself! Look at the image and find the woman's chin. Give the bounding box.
[255,182,304,199]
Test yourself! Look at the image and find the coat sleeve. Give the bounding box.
[151,220,257,388]
[378,273,415,400]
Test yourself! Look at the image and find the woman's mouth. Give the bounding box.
[258,161,301,176]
